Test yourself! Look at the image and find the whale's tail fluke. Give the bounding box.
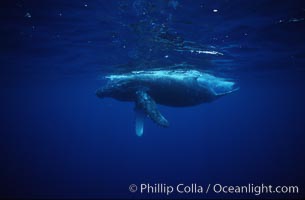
[216,87,240,97]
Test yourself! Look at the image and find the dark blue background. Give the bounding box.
[1,0,305,199]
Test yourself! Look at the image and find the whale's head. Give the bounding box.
[96,87,110,98]
[197,74,239,97]
[96,79,135,102]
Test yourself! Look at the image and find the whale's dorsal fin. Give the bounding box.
[134,90,169,136]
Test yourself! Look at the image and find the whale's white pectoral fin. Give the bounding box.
[135,90,169,132]
[135,109,144,137]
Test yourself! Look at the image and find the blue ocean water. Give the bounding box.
[1,0,305,199]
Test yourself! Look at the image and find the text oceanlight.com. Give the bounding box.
[129,183,299,196]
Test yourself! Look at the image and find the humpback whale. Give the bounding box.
[96,69,238,136]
